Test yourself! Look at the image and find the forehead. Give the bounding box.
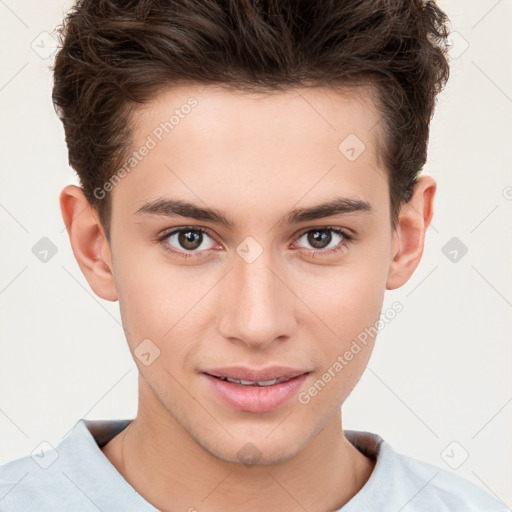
[113,83,387,218]
[132,82,382,155]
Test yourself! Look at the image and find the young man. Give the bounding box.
[0,0,506,510]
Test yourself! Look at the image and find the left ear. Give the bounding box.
[386,175,436,290]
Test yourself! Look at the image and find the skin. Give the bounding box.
[60,84,435,512]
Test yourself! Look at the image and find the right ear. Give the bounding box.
[59,185,118,301]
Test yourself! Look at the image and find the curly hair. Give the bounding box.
[52,0,451,241]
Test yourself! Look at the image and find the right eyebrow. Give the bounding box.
[134,198,236,228]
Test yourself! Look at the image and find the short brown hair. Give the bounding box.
[52,0,450,241]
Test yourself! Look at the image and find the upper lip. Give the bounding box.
[203,366,310,382]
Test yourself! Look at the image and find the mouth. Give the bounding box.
[205,374,296,387]
[201,366,311,412]
[202,365,309,382]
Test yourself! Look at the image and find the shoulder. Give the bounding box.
[0,451,70,511]
[344,430,507,512]
[390,450,506,511]
[0,419,140,512]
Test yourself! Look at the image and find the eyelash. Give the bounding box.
[157,226,355,260]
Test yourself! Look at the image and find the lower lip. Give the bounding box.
[203,373,309,413]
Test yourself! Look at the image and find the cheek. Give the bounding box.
[113,253,191,346]
[297,273,382,414]
[293,238,390,397]
[113,252,215,379]
[297,259,387,343]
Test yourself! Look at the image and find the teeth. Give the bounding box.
[220,376,289,386]
[256,379,278,386]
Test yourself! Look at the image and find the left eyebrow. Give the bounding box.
[284,197,373,224]
[134,196,373,227]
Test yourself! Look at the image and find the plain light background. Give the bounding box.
[1,0,511,507]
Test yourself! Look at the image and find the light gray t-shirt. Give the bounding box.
[0,419,507,511]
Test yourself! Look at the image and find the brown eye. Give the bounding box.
[297,228,345,251]
[161,227,217,254]
[294,227,354,258]
[307,229,334,249]
[178,230,203,250]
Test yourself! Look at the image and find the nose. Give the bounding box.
[217,246,297,350]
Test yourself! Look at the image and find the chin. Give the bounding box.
[191,426,315,467]
[211,442,300,466]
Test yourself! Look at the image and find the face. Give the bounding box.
[105,84,397,464]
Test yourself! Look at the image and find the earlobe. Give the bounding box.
[386,175,436,290]
[60,185,118,301]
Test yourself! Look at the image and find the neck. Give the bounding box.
[102,382,374,512]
